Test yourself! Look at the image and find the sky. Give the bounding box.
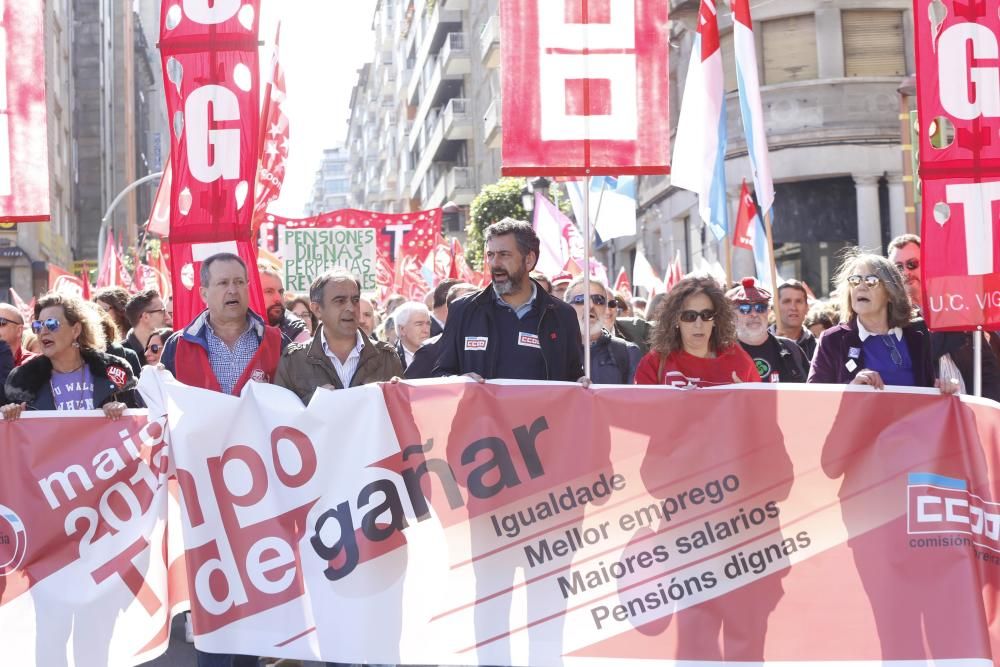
[259,0,377,217]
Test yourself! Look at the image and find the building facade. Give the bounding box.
[308,147,352,216]
[347,0,503,237]
[605,0,915,297]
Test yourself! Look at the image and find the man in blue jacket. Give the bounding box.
[432,218,584,381]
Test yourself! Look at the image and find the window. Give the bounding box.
[761,14,818,85]
[720,31,738,94]
[842,11,906,77]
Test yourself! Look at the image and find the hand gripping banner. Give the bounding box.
[158,1,265,327]
[500,0,671,176]
[912,0,1000,331]
[133,374,1000,665]
[0,1,50,222]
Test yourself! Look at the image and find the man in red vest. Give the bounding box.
[161,252,281,395]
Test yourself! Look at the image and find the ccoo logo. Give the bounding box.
[0,504,27,575]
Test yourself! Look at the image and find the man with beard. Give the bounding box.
[727,278,809,383]
[432,218,584,381]
[565,277,641,384]
[888,234,1000,400]
[259,265,310,345]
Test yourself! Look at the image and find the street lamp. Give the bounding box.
[97,171,164,277]
[521,176,552,215]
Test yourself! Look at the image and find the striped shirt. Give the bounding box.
[322,328,365,389]
[205,320,260,395]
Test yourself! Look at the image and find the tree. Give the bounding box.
[466,177,528,268]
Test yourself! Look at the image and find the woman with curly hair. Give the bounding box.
[634,275,759,386]
[1,292,139,419]
[808,250,957,393]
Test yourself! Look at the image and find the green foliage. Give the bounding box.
[466,177,528,268]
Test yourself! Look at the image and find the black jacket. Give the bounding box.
[4,348,141,410]
[404,334,442,380]
[432,281,584,381]
[590,330,642,384]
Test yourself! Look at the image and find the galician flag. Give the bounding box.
[732,0,774,214]
[671,0,728,241]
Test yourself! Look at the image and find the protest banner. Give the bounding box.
[0,2,50,223]
[913,0,1000,331]
[0,412,185,667]
[282,226,377,293]
[158,0,265,327]
[500,0,671,176]
[130,374,999,664]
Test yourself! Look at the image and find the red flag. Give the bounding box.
[159,1,264,327]
[663,251,683,293]
[147,156,172,237]
[253,23,289,238]
[48,265,86,298]
[614,267,632,295]
[501,0,671,176]
[0,4,51,222]
[9,288,33,322]
[733,180,757,251]
[96,232,117,289]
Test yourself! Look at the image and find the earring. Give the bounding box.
[73,340,80,348]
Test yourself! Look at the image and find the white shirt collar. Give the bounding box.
[857,319,903,342]
[321,328,364,360]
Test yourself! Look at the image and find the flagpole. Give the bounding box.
[724,232,733,287]
[764,209,779,293]
[583,176,592,380]
[975,327,983,397]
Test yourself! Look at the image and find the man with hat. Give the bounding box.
[726,277,809,383]
[549,271,573,302]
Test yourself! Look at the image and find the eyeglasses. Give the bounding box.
[847,274,881,288]
[679,309,716,323]
[146,343,162,354]
[31,318,61,334]
[145,308,166,315]
[737,303,770,315]
[882,334,903,367]
[569,294,608,307]
[894,258,919,272]
[0,317,22,327]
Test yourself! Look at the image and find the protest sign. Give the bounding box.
[282,226,377,293]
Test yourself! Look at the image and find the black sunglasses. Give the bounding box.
[679,309,716,323]
[569,294,608,307]
[146,343,162,354]
[31,318,61,334]
[894,258,919,272]
[737,303,770,315]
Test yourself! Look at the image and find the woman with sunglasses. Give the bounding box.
[635,275,759,386]
[1,292,139,420]
[807,251,957,393]
[144,327,173,366]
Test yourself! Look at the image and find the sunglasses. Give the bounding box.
[0,317,22,327]
[145,308,166,315]
[31,318,61,334]
[847,274,881,288]
[737,303,770,315]
[146,343,162,354]
[569,294,608,306]
[894,258,919,272]
[679,309,716,323]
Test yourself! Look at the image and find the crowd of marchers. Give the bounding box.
[0,218,997,665]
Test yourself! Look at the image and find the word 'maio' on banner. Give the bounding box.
[158,0,265,328]
[501,0,671,176]
[913,0,1000,331]
[0,3,50,222]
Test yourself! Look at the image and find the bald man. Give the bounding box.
[0,303,33,366]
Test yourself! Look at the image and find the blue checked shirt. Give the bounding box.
[205,320,260,395]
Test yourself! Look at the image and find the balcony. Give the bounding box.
[439,32,470,77]
[442,98,473,141]
[445,166,476,205]
[406,3,463,105]
[483,99,501,149]
[480,15,500,68]
[407,53,465,152]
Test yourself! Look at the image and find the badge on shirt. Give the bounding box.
[251,369,269,383]
[465,336,488,351]
[846,359,858,373]
[848,347,861,359]
[518,332,541,349]
[106,366,127,389]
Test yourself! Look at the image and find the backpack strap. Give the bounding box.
[607,337,631,383]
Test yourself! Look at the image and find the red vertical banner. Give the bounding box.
[159,1,264,327]
[0,2,50,222]
[501,0,671,176]
[913,0,1000,331]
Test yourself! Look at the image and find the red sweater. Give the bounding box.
[634,345,760,387]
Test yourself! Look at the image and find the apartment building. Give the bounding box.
[308,147,352,216]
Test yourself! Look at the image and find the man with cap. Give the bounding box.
[727,277,809,383]
[550,271,573,302]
